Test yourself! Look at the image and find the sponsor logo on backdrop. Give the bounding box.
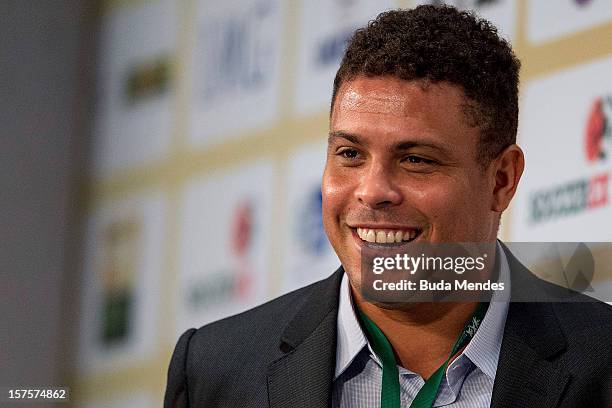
[316,27,354,68]
[529,95,611,224]
[314,0,360,69]
[187,199,254,309]
[585,96,611,162]
[296,186,328,256]
[197,0,275,109]
[124,57,170,105]
[97,218,141,347]
[231,200,254,296]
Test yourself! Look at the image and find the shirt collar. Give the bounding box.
[461,242,511,380]
[335,270,368,379]
[334,241,511,382]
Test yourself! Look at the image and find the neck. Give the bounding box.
[352,287,478,380]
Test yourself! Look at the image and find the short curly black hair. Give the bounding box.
[331,5,521,166]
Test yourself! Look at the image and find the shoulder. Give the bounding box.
[177,270,342,374]
[551,299,612,403]
[520,279,612,374]
[518,267,612,334]
[165,270,344,407]
[496,252,612,405]
[513,266,612,343]
[502,242,612,360]
[551,296,612,342]
[187,280,317,353]
[164,276,337,407]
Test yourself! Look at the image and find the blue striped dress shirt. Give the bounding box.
[332,243,511,407]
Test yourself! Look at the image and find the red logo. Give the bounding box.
[231,200,253,256]
[584,97,608,163]
[231,200,254,297]
[587,173,608,209]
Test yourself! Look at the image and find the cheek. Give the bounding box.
[424,180,491,235]
[406,178,480,221]
[401,178,460,209]
[321,170,353,229]
[322,169,350,204]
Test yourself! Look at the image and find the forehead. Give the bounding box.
[333,76,468,118]
[330,76,479,149]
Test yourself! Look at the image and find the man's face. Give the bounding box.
[323,76,499,287]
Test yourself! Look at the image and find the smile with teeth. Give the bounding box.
[356,228,419,244]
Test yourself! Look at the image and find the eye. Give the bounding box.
[405,155,433,164]
[337,148,359,159]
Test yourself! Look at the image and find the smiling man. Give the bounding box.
[165,5,612,408]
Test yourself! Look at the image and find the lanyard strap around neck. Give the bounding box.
[356,302,489,408]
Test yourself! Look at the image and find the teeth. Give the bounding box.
[356,228,419,244]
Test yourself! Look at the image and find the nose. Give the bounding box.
[354,162,402,209]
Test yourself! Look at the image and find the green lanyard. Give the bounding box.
[356,302,489,408]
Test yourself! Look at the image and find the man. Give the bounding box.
[165,5,612,407]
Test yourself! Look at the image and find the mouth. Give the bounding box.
[352,226,422,246]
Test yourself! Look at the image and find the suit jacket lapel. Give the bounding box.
[491,247,570,408]
[267,268,344,408]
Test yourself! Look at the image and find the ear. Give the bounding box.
[490,144,525,212]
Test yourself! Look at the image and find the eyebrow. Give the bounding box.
[328,130,453,156]
[328,131,361,145]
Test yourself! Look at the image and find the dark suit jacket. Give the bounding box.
[164,247,612,407]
